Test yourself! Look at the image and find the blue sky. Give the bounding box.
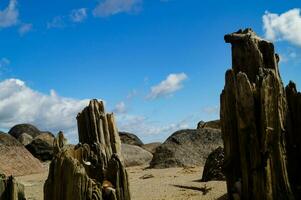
[0,0,300,143]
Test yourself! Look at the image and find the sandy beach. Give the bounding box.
[17,165,227,200]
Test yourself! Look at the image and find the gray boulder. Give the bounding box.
[0,132,44,176]
[150,128,222,168]
[197,120,221,130]
[17,133,33,146]
[122,144,153,167]
[119,132,144,146]
[8,124,41,139]
[142,142,162,154]
[201,146,225,182]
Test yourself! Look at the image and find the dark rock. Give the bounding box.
[26,133,55,161]
[0,174,25,200]
[0,132,44,176]
[150,128,222,168]
[8,124,41,139]
[121,144,153,167]
[119,132,144,146]
[201,146,225,182]
[142,142,162,154]
[197,120,220,129]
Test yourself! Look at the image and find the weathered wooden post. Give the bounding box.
[221,28,295,200]
[44,100,130,200]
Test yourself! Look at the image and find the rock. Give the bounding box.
[121,144,153,167]
[26,133,55,161]
[0,132,44,176]
[17,133,33,146]
[119,132,144,146]
[8,124,41,139]
[197,120,220,129]
[150,128,222,168]
[221,28,296,199]
[142,142,162,154]
[201,146,225,182]
[0,174,25,200]
[44,100,130,200]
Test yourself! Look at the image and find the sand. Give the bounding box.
[17,165,227,200]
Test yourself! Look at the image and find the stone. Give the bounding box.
[150,128,222,168]
[201,146,225,182]
[8,124,41,139]
[197,120,220,129]
[119,132,144,146]
[142,142,161,154]
[44,100,131,200]
[221,28,296,199]
[26,133,55,161]
[0,132,44,176]
[17,133,33,146]
[121,144,153,167]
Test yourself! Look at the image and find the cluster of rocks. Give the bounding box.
[8,124,55,161]
[221,28,301,199]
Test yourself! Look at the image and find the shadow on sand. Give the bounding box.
[171,184,212,195]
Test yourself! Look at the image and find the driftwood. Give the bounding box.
[0,174,25,200]
[44,100,130,200]
[221,28,300,200]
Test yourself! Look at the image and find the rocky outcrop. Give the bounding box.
[197,120,220,130]
[44,100,131,200]
[142,142,161,154]
[150,128,222,168]
[0,174,25,200]
[221,28,298,200]
[0,132,44,176]
[8,124,41,139]
[121,144,153,167]
[26,133,55,161]
[201,146,225,182]
[119,132,143,147]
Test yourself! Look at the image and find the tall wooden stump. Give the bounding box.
[44,100,130,200]
[285,82,301,199]
[221,29,295,200]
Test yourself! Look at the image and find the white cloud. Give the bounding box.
[0,0,18,28]
[0,58,10,68]
[113,101,127,113]
[18,23,32,36]
[0,79,92,143]
[93,0,142,17]
[116,113,189,137]
[47,16,65,29]
[263,8,301,46]
[202,105,219,115]
[70,8,87,23]
[147,73,188,99]
[126,89,137,99]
